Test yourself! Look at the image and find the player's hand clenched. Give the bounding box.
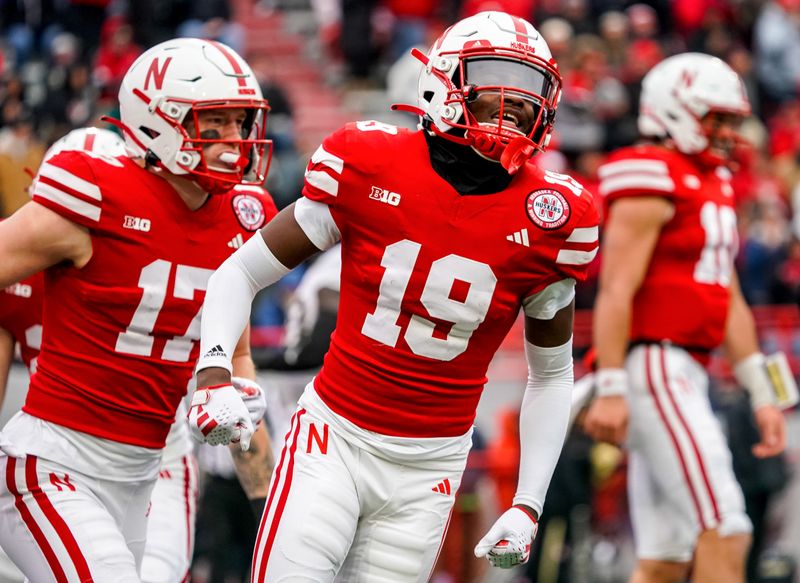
[231,377,267,425]
[474,506,538,568]
[752,405,786,459]
[583,395,629,445]
[188,384,255,451]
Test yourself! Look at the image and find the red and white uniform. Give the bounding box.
[0,150,276,582]
[598,145,750,562]
[253,122,599,582]
[0,273,44,374]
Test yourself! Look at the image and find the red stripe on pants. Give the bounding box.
[26,456,94,581]
[6,456,68,583]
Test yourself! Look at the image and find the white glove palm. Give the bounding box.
[474,507,538,569]
[231,377,267,425]
[188,384,255,451]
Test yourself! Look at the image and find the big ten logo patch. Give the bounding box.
[306,422,329,455]
[369,186,401,207]
[123,215,152,232]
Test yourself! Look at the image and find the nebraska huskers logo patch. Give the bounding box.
[526,189,570,230]
[232,194,266,231]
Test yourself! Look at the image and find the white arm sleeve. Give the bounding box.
[294,197,341,251]
[513,337,574,517]
[197,234,290,374]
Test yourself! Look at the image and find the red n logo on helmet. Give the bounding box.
[144,57,172,90]
[680,69,696,89]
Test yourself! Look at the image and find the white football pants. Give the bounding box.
[626,344,752,562]
[140,454,199,583]
[251,407,465,582]
[0,453,155,582]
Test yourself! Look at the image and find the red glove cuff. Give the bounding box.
[202,383,231,391]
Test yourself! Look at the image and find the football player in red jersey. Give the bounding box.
[0,39,277,582]
[193,11,600,582]
[585,53,793,583]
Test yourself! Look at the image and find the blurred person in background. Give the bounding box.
[585,53,791,583]
[0,102,45,216]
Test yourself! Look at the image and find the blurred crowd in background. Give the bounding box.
[3,1,800,582]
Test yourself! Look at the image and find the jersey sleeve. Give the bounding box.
[597,154,677,204]
[302,125,350,209]
[31,151,104,229]
[551,189,600,282]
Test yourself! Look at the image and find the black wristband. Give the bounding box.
[250,497,267,520]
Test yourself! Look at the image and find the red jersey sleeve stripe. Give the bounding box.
[33,182,101,222]
[38,162,102,201]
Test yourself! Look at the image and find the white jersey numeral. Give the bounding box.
[355,120,398,134]
[115,260,214,361]
[361,240,497,361]
[693,201,737,286]
[542,170,584,196]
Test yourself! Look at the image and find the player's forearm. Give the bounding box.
[230,423,274,499]
[722,285,760,365]
[513,338,573,517]
[0,330,14,407]
[197,234,289,381]
[593,289,632,369]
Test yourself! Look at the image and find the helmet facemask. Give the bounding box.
[421,46,561,174]
[177,101,272,195]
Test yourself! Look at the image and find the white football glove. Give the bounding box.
[188,384,255,451]
[474,506,538,569]
[231,377,267,425]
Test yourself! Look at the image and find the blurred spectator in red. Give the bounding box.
[92,16,141,100]
[459,0,534,19]
[687,2,737,58]
[384,0,442,61]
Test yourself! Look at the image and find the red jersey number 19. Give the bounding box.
[361,239,497,361]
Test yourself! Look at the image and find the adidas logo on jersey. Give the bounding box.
[123,215,151,232]
[204,345,227,359]
[369,186,401,207]
[506,229,530,247]
[227,233,244,249]
[432,478,452,495]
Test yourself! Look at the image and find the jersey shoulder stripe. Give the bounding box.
[33,161,103,222]
[305,144,343,197]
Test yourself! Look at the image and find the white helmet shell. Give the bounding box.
[44,127,127,162]
[638,52,750,155]
[118,37,270,191]
[417,11,561,156]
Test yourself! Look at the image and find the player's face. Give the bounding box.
[189,107,248,171]
[466,90,536,135]
[700,110,744,161]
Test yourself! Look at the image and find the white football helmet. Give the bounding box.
[411,11,562,172]
[44,127,127,162]
[638,53,750,158]
[116,37,271,194]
